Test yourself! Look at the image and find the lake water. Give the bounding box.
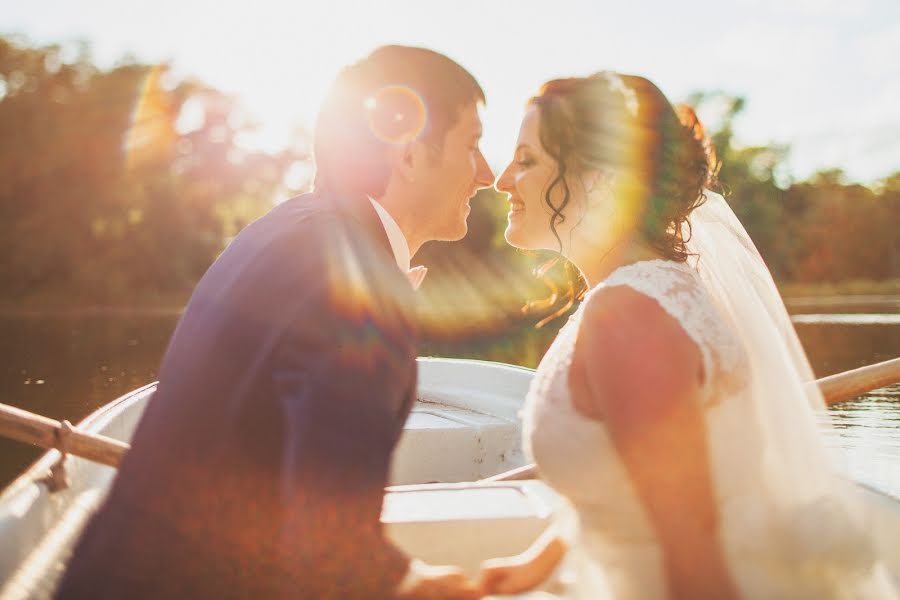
[1,299,898,496]
[788,303,900,497]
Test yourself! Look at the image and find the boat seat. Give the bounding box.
[383,480,558,577]
[391,402,524,485]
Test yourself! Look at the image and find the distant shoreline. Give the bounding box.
[0,305,186,318]
[784,295,900,309]
[776,279,900,298]
[0,293,190,317]
[1,280,897,317]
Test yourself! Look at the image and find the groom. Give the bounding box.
[57,46,493,599]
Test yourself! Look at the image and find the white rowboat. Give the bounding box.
[1,358,898,598]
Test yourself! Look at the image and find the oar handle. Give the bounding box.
[820,356,900,406]
[0,403,128,468]
[486,355,900,483]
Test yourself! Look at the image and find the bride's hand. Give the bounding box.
[478,553,553,595]
[396,560,481,599]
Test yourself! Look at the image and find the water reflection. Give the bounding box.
[0,313,178,487]
[825,385,900,497]
[792,318,899,377]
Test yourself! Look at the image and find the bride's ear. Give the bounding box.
[580,170,602,197]
[583,170,618,204]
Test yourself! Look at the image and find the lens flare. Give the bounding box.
[124,65,177,172]
[364,85,427,145]
[319,221,417,373]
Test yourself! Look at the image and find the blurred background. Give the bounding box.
[1,0,898,492]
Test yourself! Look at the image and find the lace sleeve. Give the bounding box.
[598,261,746,404]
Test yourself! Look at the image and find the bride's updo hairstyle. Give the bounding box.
[529,72,719,262]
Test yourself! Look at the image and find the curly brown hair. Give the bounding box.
[530,72,719,261]
[525,72,719,325]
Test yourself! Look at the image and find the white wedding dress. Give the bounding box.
[522,257,896,599]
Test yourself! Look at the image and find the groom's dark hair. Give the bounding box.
[313,45,485,197]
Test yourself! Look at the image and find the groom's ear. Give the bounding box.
[395,140,430,184]
[383,143,413,184]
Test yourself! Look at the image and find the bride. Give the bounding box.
[480,73,897,599]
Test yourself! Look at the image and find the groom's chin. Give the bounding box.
[439,220,468,242]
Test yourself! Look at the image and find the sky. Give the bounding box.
[3,0,900,184]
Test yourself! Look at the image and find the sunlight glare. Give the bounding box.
[365,85,428,145]
[124,65,177,172]
[175,96,205,135]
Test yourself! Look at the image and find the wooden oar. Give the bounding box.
[1,356,898,472]
[817,357,900,406]
[484,356,900,483]
[0,403,128,468]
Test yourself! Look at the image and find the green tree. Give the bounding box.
[0,36,308,304]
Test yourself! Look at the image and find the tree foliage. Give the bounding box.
[0,36,306,303]
[1,35,896,315]
[699,92,900,283]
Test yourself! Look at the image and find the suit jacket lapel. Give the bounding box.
[321,190,394,261]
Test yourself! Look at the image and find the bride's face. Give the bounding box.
[495,107,585,252]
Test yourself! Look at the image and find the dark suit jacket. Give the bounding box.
[56,191,417,599]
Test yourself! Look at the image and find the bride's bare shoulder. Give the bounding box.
[570,284,704,415]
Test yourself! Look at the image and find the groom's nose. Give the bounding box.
[495,163,513,193]
[474,149,494,188]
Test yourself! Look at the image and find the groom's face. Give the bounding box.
[413,102,494,241]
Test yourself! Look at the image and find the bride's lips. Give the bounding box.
[508,198,525,216]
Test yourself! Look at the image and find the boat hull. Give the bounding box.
[1,358,897,597]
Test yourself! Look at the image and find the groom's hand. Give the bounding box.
[396,560,481,599]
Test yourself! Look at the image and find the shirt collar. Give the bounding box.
[368,197,411,273]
